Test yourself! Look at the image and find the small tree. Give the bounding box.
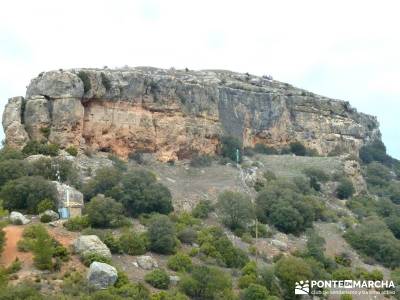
[289,142,307,156]
[148,215,177,254]
[242,284,270,300]
[336,178,355,199]
[220,136,242,162]
[217,191,254,230]
[86,195,124,228]
[32,225,54,270]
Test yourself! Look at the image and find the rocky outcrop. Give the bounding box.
[73,235,112,259]
[87,261,118,289]
[3,67,381,161]
[136,255,158,270]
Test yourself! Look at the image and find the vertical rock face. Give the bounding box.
[2,67,381,160]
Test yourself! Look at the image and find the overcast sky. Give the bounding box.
[0,0,398,158]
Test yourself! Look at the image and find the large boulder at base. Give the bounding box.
[136,255,158,270]
[9,211,30,225]
[73,235,112,259]
[39,210,59,221]
[87,261,118,289]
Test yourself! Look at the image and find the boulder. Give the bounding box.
[9,211,30,225]
[26,70,84,99]
[73,235,112,259]
[87,261,118,289]
[40,210,59,221]
[136,255,158,270]
[270,239,288,251]
[169,275,180,286]
[2,97,29,148]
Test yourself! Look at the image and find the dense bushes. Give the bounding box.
[190,154,213,167]
[217,191,254,230]
[344,217,400,268]
[0,176,57,213]
[118,170,173,216]
[192,200,213,219]
[86,195,124,228]
[83,167,173,217]
[77,70,91,93]
[22,141,59,156]
[256,180,320,234]
[220,136,242,162]
[197,226,249,268]
[167,253,192,272]
[82,167,122,201]
[119,230,148,255]
[145,269,170,289]
[336,178,355,199]
[0,159,29,187]
[179,265,232,299]
[148,215,177,254]
[359,140,389,164]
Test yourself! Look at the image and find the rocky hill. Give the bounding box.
[2,67,381,161]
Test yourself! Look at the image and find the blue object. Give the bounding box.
[58,207,70,219]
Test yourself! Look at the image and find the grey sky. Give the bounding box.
[0,0,398,158]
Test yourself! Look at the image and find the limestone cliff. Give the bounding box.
[2,67,381,161]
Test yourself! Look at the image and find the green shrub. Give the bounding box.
[336,178,355,199]
[101,72,111,90]
[254,143,278,155]
[275,256,313,300]
[40,126,51,139]
[192,200,213,219]
[217,191,254,230]
[238,274,257,289]
[151,290,189,300]
[179,265,232,299]
[103,233,123,254]
[145,269,170,289]
[0,147,25,161]
[220,136,242,162]
[6,258,22,274]
[303,167,330,182]
[256,180,317,235]
[190,154,213,167]
[65,146,78,156]
[148,215,177,254]
[119,231,148,255]
[86,195,124,228]
[167,253,192,272]
[0,281,43,299]
[364,162,392,187]
[0,159,29,188]
[81,252,111,267]
[332,267,355,280]
[289,142,307,156]
[36,199,56,213]
[63,216,90,232]
[344,217,400,268]
[359,140,388,164]
[0,176,57,214]
[29,157,79,187]
[117,170,173,216]
[22,140,59,156]
[241,284,270,300]
[82,166,122,201]
[30,225,54,270]
[40,214,52,223]
[177,228,197,244]
[77,71,91,93]
[197,226,249,268]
